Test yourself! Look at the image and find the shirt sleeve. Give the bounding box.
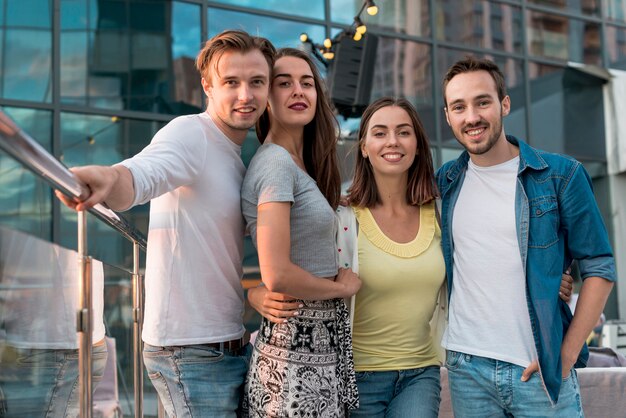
[560,163,617,282]
[252,147,297,206]
[117,116,208,207]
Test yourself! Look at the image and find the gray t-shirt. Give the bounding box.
[242,143,339,278]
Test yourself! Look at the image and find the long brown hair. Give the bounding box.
[348,97,438,207]
[256,48,341,209]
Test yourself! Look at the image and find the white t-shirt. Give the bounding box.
[442,156,536,367]
[120,112,246,346]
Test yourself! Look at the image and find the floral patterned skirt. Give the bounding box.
[242,298,358,418]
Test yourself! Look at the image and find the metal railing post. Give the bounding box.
[133,241,144,418]
[78,210,93,418]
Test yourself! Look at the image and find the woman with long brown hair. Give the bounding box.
[241,48,361,417]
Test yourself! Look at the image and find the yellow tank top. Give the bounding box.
[353,202,445,371]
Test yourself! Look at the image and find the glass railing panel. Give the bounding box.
[0,225,107,417]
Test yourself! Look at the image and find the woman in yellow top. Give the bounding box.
[248,97,574,417]
[339,97,443,416]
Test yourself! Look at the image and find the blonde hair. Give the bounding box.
[195,30,275,83]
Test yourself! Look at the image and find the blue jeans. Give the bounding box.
[143,342,251,418]
[446,350,584,417]
[0,343,108,418]
[350,366,441,418]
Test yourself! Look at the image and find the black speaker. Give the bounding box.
[327,33,378,118]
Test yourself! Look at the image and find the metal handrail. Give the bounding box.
[0,109,147,249]
[0,108,147,418]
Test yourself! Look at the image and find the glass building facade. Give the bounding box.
[1,0,625,415]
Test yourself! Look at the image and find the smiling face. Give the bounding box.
[361,105,418,180]
[444,70,510,158]
[267,56,317,129]
[202,49,270,144]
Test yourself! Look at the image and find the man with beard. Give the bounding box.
[436,57,616,417]
[56,30,275,417]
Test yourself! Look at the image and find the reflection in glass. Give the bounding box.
[528,0,600,16]
[529,63,564,150]
[59,113,157,268]
[437,49,526,145]
[0,226,107,417]
[208,8,326,49]
[607,0,626,22]
[6,0,52,28]
[526,11,601,65]
[0,108,52,239]
[60,0,202,113]
[330,0,430,37]
[0,30,52,102]
[211,0,325,20]
[529,63,606,160]
[607,25,626,69]
[436,0,522,54]
[368,37,435,140]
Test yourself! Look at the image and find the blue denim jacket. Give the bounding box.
[436,136,616,404]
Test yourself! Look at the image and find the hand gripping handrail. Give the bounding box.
[0,108,146,418]
[0,109,147,249]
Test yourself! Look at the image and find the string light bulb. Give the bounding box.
[354,16,367,34]
[300,33,309,43]
[323,38,332,49]
[353,31,363,41]
[366,0,378,15]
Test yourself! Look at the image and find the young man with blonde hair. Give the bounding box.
[57,30,275,417]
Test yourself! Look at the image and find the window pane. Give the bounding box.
[607,25,626,69]
[6,0,52,28]
[60,0,203,114]
[61,0,93,30]
[526,11,602,65]
[1,30,52,102]
[529,63,564,150]
[527,0,600,17]
[59,113,162,267]
[368,37,435,140]
[529,63,606,160]
[436,1,523,54]
[0,107,52,239]
[208,8,326,48]
[211,0,325,20]
[61,32,88,106]
[330,0,430,37]
[607,0,626,22]
[438,49,526,145]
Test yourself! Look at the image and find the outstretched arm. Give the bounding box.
[55,164,135,211]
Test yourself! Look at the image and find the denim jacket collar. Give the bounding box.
[444,135,547,181]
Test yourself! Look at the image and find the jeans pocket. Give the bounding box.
[445,351,464,371]
[562,369,573,382]
[148,371,176,416]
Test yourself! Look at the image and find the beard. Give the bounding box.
[453,114,504,156]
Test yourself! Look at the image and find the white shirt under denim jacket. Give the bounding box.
[335,203,448,364]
